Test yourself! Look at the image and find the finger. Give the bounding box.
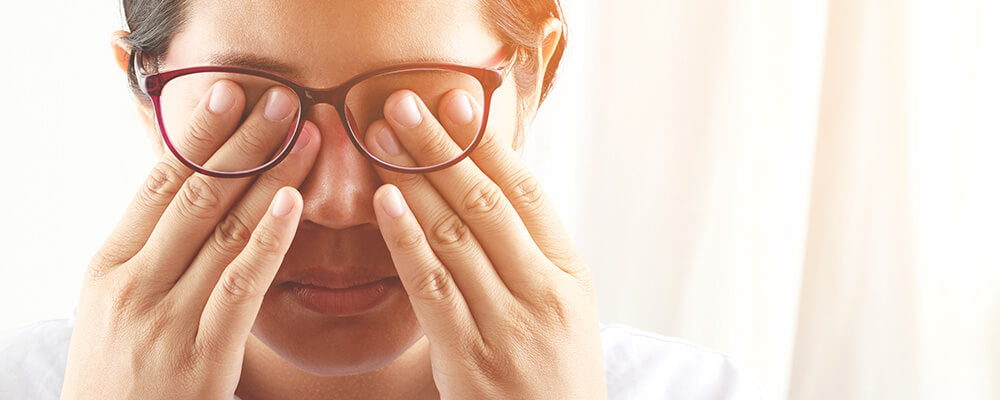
[383,90,553,291]
[169,79,250,166]
[129,86,300,288]
[196,187,301,360]
[92,80,246,270]
[172,120,320,308]
[373,184,482,352]
[365,120,513,322]
[438,91,586,278]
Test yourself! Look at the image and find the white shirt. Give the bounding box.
[0,313,761,399]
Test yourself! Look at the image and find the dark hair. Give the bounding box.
[122,0,567,112]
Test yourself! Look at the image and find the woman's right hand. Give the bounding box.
[60,80,319,399]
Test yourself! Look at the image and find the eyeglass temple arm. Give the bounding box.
[132,50,163,94]
[131,49,145,76]
[500,49,518,81]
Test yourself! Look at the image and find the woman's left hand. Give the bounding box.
[365,89,606,399]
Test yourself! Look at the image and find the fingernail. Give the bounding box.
[445,92,474,125]
[271,188,295,217]
[376,124,401,155]
[391,93,422,128]
[264,88,296,121]
[208,82,235,114]
[380,186,406,218]
[290,123,313,153]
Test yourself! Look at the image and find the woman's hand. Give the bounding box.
[61,81,319,399]
[368,89,607,399]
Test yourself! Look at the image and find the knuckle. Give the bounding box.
[248,223,285,256]
[176,174,224,221]
[493,311,539,359]
[137,161,185,209]
[183,116,218,152]
[106,277,149,322]
[428,213,473,249]
[411,265,456,303]
[218,264,260,304]
[255,168,291,190]
[391,170,425,188]
[533,282,573,327]
[417,131,453,161]
[234,124,276,156]
[84,261,114,285]
[461,180,506,220]
[107,285,133,317]
[468,346,514,383]
[393,229,427,252]
[548,250,583,273]
[477,130,507,159]
[508,173,546,213]
[143,301,178,339]
[175,351,203,384]
[86,249,123,282]
[212,211,256,256]
[91,234,140,267]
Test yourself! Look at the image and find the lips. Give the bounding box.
[279,270,402,317]
[284,269,396,289]
[275,222,402,317]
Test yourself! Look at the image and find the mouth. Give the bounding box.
[279,271,402,317]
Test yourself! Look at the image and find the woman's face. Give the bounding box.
[146,0,523,375]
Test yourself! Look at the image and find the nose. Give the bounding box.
[297,104,381,230]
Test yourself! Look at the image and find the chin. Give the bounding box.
[251,278,424,376]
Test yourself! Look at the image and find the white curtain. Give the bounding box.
[524,0,1000,398]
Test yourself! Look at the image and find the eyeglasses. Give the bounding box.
[133,48,517,177]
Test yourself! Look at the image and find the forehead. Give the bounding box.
[164,0,503,85]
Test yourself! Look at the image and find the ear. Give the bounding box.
[514,17,563,149]
[112,30,164,155]
[536,17,564,87]
[111,30,131,74]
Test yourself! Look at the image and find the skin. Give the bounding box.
[61,0,606,398]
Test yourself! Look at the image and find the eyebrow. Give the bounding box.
[206,52,299,75]
[204,50,509,78]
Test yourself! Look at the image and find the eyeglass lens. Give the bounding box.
[156,68,487,174]
[344,69,486,169]
[158,72,302,174]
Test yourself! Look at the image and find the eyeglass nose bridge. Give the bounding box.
[295,85,368,161]
[296,86,360,141]
[299,85,349,108]
[293,83,408,174]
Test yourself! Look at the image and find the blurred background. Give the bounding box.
[1,0,998,399]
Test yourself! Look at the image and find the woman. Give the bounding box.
[1,0,758,398]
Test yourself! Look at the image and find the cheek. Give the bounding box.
[134,102,166,157]
[145,120,168,159]
[484,80,522,149]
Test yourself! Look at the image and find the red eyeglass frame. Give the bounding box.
[133,48,518,177]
